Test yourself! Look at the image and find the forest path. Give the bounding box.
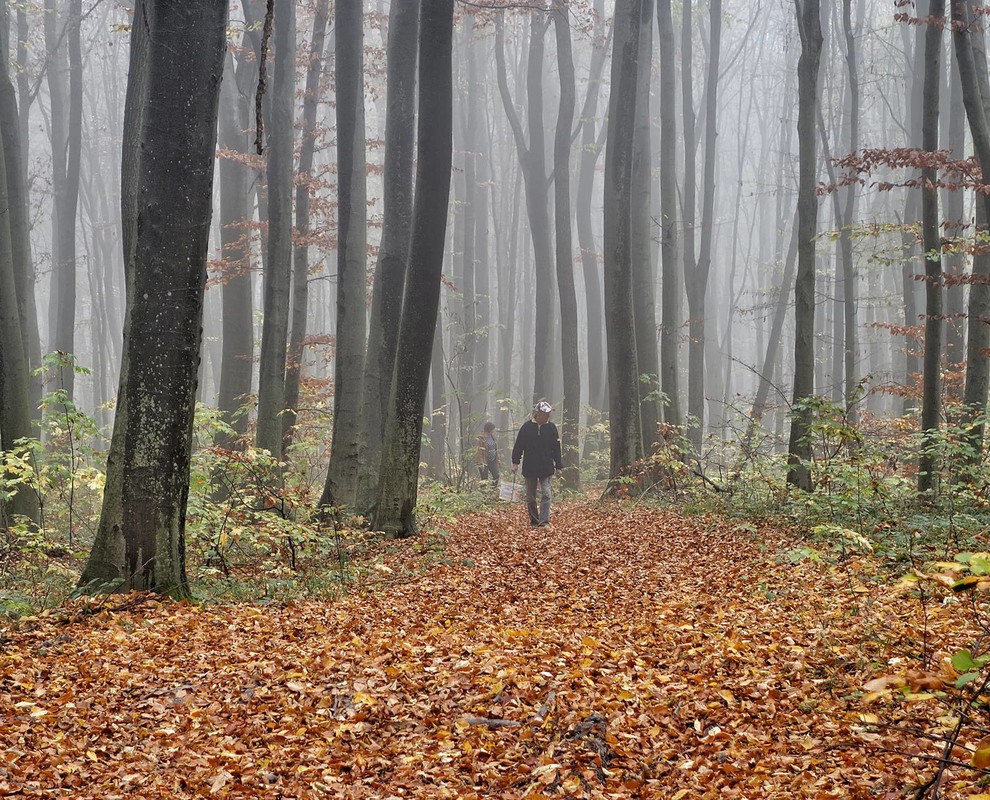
[0,501,961,798]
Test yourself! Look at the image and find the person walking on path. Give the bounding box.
[511,400,563,527]
[476,421,500,488]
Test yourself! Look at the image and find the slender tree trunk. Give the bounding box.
[657,0,681,428]
[0,0,39,433]
[282,0,329,449]
[918,0,944,494]
[902,5,926,414]
[0,119,37,523]
[576,0,608,416]
[216,49,255,448]
[15,4,28,184]
[458,16,478,460]
[374,0,453,537]
[681,0,699,447]
[604,0,646,478]
[358,0,419,512]
[685,0,721,452]
[95,0,148,551]
[552,0,581,490]
[473,57,492,416]
[786,0,823,492]
[632,3,659,452]
[840,0,859,417]
[256,0,295,458]
[952,0,990,467]
[943,36,966,379]
[496,164,522,431]
[80,0,228,597]
[494,11,554,403]
[45,0,81,399]
[322,0,368,510]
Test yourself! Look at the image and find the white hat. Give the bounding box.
[536,400,553,414]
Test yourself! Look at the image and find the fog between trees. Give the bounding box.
[0,0,984,578]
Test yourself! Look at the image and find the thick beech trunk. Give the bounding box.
[604,0,646,478]
[374,0,453,537]
[80,0,228,597]
[321,0,368,510]
[358,0,419,512]
[631,4,658,452]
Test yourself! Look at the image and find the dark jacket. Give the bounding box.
[511,419,563,478]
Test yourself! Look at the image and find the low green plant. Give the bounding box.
[0,354,108,616]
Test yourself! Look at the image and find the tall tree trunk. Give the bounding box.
[656,0,681,427]
[473,58,492,417]
[681,0,699,447]
[552,0,581,490]
[45,0,81,399]
[786,0,823,492]
[943,34,966,380]
[80,0,228,597]
[458,16,478,464]
[576,0,608,416]
[604,0,646,478]
[952,0,990,468]
[256,0,295,458]
[322,0,368,510]
[839,0,859,417]
[374,0,453,537]
[14,4,28,184]
[283,0,329,448]
[902,5,927,414]
[496,163,522,431]
[215,48,256,448]
[358,0,419,513]
[685,0,721,452]
[494,11,554,403]
[632,3,659,452]
[97,0,148,550]
[0,0,39,434]
[917,0,944,494]
[0,118,37,523]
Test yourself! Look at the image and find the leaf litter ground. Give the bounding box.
[0,501,981,798]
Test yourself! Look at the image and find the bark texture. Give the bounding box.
[322,0,368,510]
[80,0,228,597]
[786,0,823,492]
[604,0,646,479]
[374,0,453,537]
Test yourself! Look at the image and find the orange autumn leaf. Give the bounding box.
[1,501,987,798]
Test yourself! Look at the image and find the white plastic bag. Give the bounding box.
[498,480,523,502]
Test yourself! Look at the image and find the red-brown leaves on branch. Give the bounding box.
[820,148,984,195]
